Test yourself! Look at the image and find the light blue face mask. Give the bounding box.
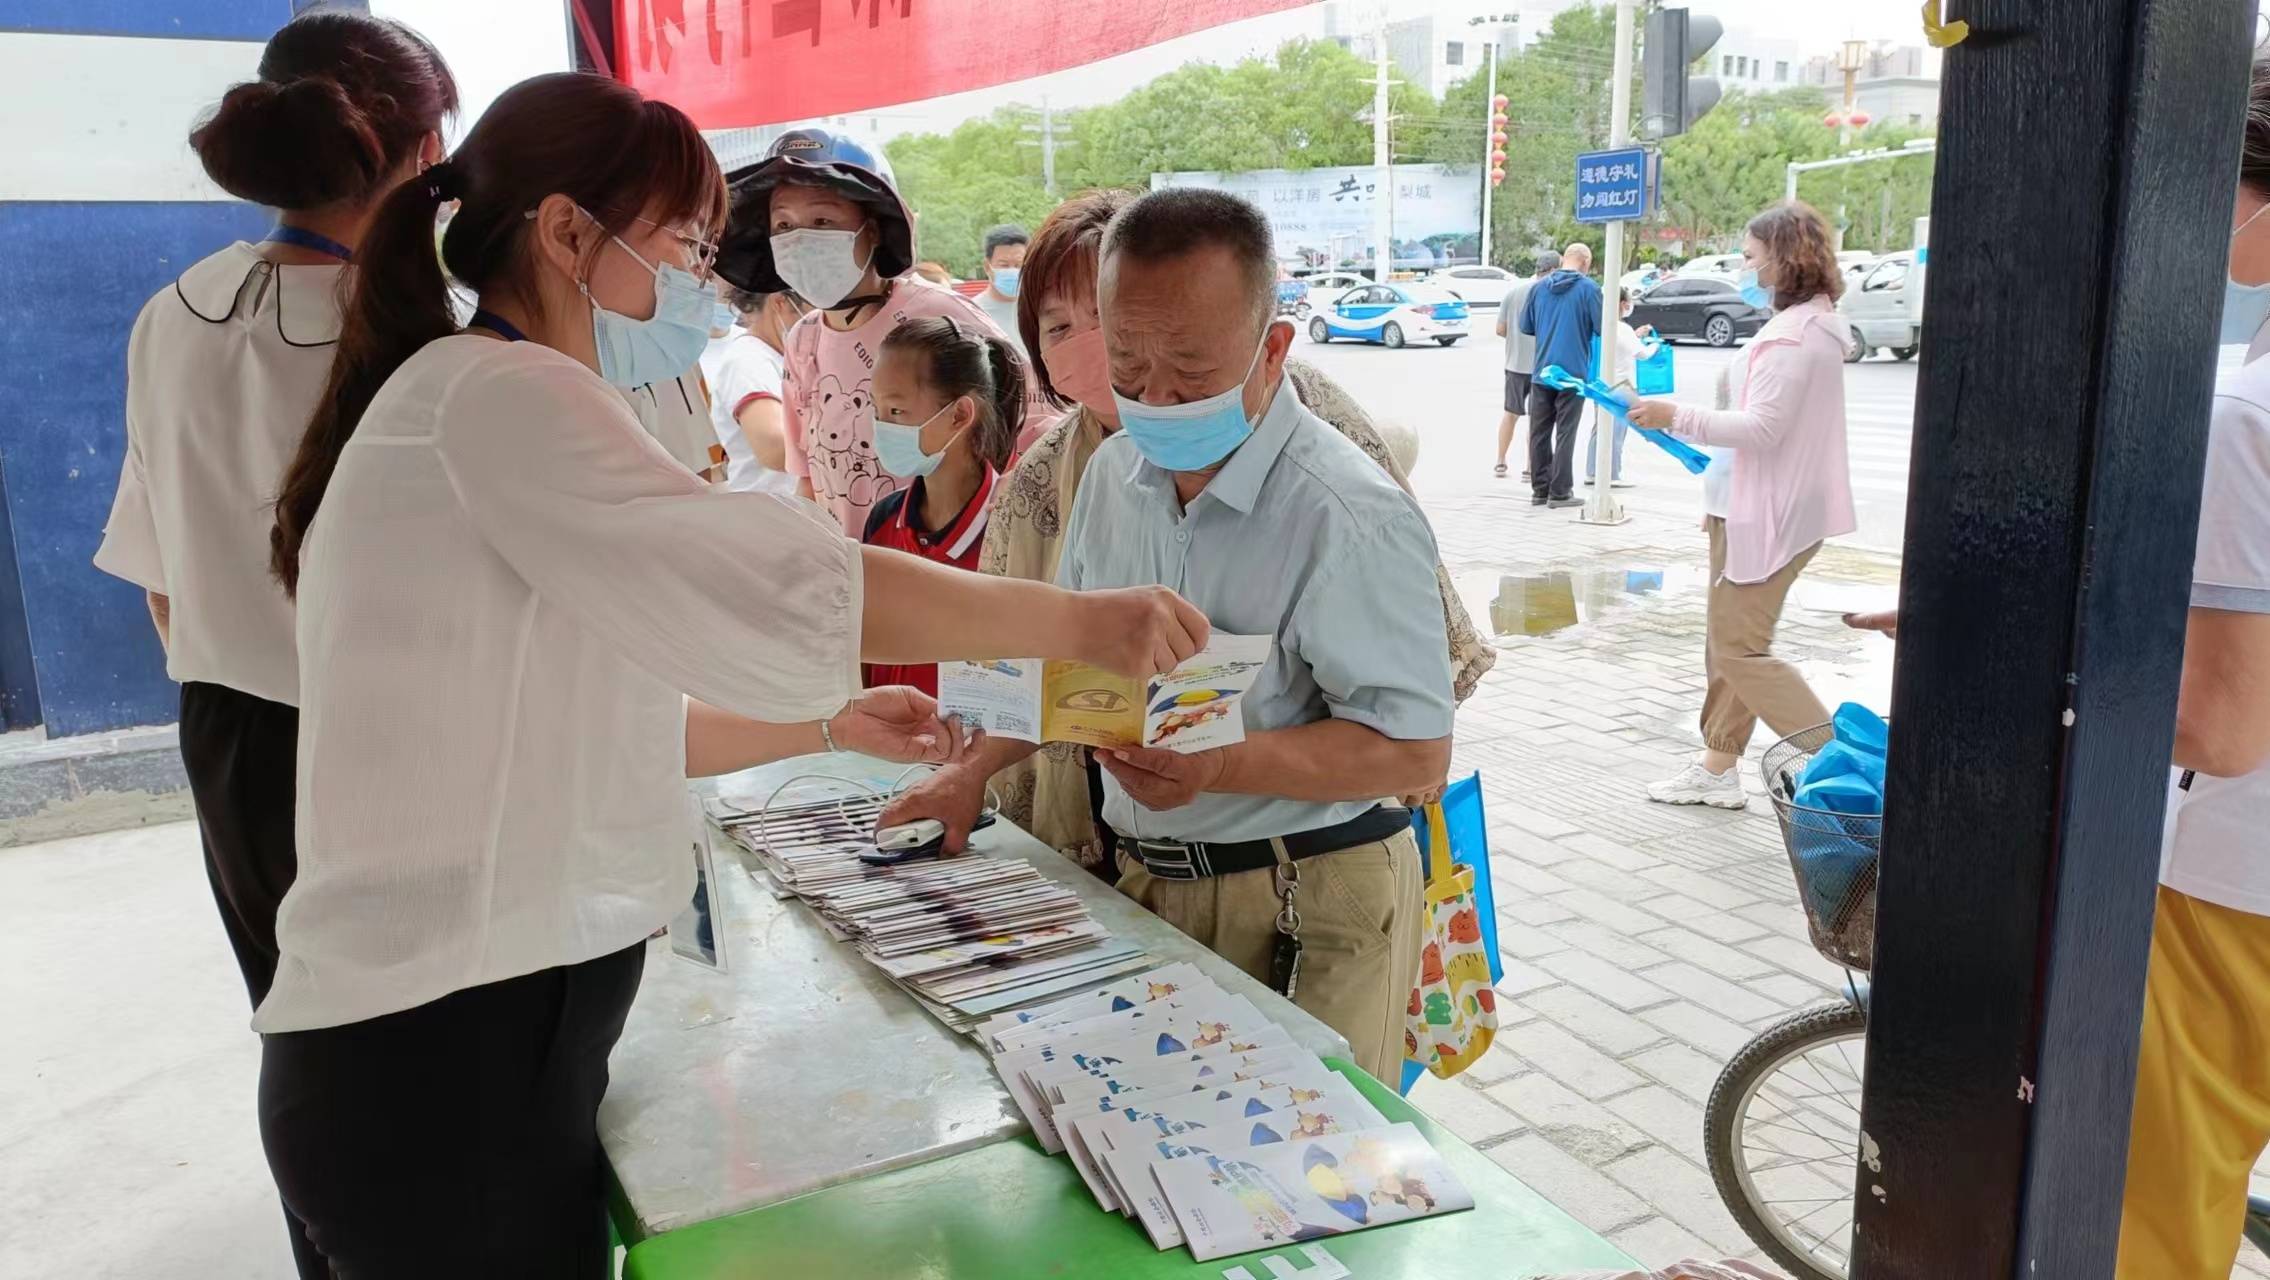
[2223,203,2270,344]
[1736,267,1772,311]
[712,300,739,333]
[871,401,966,479]
[993,266,1022,298]
[1111,334,1268,473]
[581,220,719,388]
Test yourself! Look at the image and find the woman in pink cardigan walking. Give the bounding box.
[1627,201,1857,808]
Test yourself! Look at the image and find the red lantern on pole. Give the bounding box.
[1490,129,1508,146]
[1490,149,1508,166]
[1490,112,1509,128]
[1848,109,1873,127]
[1491,93,1508,109]
[1822,111,1844,129]
[1489,167,1507,185]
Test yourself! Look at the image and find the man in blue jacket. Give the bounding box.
[1518,243,1604,507]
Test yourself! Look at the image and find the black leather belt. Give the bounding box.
[1113,805,1412,882]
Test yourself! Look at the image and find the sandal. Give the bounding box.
[1493,463,1508,478]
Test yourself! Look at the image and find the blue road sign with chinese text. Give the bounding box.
[1575,147,1651,223]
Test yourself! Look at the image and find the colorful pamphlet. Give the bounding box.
[938,634,1272,754]
[1150,1123,1474,1260]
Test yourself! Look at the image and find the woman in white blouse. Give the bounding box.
[93,15,453,1271]
[253,73,1204,1275]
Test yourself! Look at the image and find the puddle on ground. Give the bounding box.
[1455,564,1902,640]
[1455,564,1710,638]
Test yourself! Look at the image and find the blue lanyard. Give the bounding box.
[261,224,354,262]
[469,309,527,343]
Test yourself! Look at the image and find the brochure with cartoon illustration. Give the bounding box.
[977,962,1211,1050]
[1150,1122,1474,1260]
[1079,1074,1385,1225]
[1062,1075,1343,1216]
[938,634,1272,754]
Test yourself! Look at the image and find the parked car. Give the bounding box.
[1298,270,1371,312]
[1625,276,1768,347]
[1307,281,1469,348]
[1840,250,1922,362]
[1675,252,1746,281]
[1429,264,1515,308]
[1837,249,1877,284]
[1621,264,1671,295]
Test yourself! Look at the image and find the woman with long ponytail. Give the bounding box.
[255,72,1205,1273]
[89,10,453,1273]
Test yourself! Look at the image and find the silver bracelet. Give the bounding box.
[818,717,840,753]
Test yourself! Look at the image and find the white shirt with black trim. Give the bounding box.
[95,243,342,706]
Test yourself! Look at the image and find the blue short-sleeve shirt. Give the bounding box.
[1056,379,1454,842]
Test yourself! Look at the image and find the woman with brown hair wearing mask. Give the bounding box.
[90,11,455,1270]
[254,72,1205,1274]
[974,189,1497,877]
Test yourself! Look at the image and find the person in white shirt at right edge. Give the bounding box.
[2112,56,2270,1279]
[254,72,1207,1278]
[1842,61,2270,1279]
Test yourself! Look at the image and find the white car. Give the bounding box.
[1676,253,1746,280]
[1838,250,1878,283]
[1307,281,1470,349]
[1429,265,1515,308]
[1298,271,1371,311]
[1621,265,1672,295]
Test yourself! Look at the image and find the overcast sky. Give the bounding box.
[846,0,1939,140]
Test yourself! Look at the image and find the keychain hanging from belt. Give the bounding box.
[1270,844,1303,998]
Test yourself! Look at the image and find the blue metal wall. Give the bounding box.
[2,3,289,735]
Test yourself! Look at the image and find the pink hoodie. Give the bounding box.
[1670,294,1857,584]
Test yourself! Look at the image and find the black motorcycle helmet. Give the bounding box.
[717,127,915,298]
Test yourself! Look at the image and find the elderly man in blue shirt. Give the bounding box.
[883,188,1454,1079]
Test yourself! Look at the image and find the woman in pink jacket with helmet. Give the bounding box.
[1628,200,1857,808]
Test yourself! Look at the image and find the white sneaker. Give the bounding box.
[1647,762,1748,809]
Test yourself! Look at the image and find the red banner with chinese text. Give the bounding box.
[614,0,1313,129]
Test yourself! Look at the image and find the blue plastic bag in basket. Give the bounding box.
[1402,772,1500,1094]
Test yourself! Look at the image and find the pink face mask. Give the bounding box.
[1043,326,1116,426]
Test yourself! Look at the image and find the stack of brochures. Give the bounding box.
[705,793,1152,1032]
[980,963,1474,1261]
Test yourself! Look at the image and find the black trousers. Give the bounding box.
[1525,383,1586,499]
[179,680,300,1006]
[260,943,647,1279]
[178,681,327,1275]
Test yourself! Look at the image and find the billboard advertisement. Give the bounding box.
[1150,163,1482,272]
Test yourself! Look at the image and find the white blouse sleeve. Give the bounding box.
[93,442,165,594]
[433,354,862,724]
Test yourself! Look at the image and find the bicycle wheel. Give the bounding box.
[1705,1001,1868,1280]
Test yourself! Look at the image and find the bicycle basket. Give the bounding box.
[1762,723,1882,972]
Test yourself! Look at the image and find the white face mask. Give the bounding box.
[771,227,873,309]
[2224,201,2270,345]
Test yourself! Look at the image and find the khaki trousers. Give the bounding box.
[1702,517,1830,755]
[1117,829,1425,1082]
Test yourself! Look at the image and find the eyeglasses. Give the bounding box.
[524,206,721,278]
[632,214,721,277]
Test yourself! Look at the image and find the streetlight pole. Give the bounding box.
[1583,0,1636,525]
[1785,138,1938,204]
[1480,40,1498,269]
[1372,12,1393,282]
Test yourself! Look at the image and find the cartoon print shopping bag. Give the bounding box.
[1398,799,1498,1089]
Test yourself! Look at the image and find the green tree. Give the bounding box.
[1656,87,1933,255]
[1425,4,1623,266]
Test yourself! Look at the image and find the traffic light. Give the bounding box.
[1641,8,1723,139]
